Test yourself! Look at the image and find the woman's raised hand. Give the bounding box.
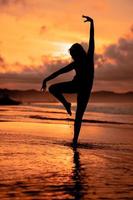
[82,15,93,22]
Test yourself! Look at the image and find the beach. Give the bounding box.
[0,103,133,199]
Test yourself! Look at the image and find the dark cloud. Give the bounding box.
[92,26,133,91]
[40,56,74,84]
[0,0,10,5]
[0,0,27,18]
[95,27,133,83]
[40,25,47,35]
[0,55,74,90]
[0,56,5,68]
[0,0,25,6]
[131,25,133,33]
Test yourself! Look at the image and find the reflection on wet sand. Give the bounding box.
[71,148,84,200]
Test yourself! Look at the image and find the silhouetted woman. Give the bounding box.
[41,16,94,147]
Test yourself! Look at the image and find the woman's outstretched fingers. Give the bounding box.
[82,15,93,22]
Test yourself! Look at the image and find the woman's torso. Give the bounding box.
[73,58,94,89]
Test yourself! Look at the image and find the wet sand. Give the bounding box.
[0,121,133,200]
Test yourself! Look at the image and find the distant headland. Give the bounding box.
[0,88,133,103]
[0,92,21,105]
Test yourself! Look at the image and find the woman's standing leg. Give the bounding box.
[73,91,90,146]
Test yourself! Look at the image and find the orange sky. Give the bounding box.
[0,0,133,91]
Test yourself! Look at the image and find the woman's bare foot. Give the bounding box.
[65,102,72,116]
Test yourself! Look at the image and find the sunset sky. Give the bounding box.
[0,0,133,92]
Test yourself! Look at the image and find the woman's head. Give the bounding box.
[69,43,86,61]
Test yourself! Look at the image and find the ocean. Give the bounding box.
[0,102,133,125]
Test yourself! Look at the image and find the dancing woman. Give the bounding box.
[41,15,95,147]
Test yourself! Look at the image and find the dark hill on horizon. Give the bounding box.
[0,89,133,103]
[0,93,21,105]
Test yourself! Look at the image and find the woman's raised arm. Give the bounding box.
[82,15,95,62]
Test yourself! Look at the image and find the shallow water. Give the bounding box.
[0,122,133,200]
[0,103,133,125]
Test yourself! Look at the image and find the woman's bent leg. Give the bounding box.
[49,81,78,115]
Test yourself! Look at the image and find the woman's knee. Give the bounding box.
[49,84,57,94]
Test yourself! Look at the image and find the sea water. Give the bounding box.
[0,102,133,125]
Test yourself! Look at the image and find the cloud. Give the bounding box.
[0,56,5,68]
[0,0,28,18]
[40,25,47,35]
[90,25,133,91]
[0,54,74,89]
[0,0,26,6]
[0,25,133,91]
[95,25,133,83]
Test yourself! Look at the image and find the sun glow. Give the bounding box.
[52,42,72,58]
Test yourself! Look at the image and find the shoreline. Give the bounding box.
[0,121,133,144]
